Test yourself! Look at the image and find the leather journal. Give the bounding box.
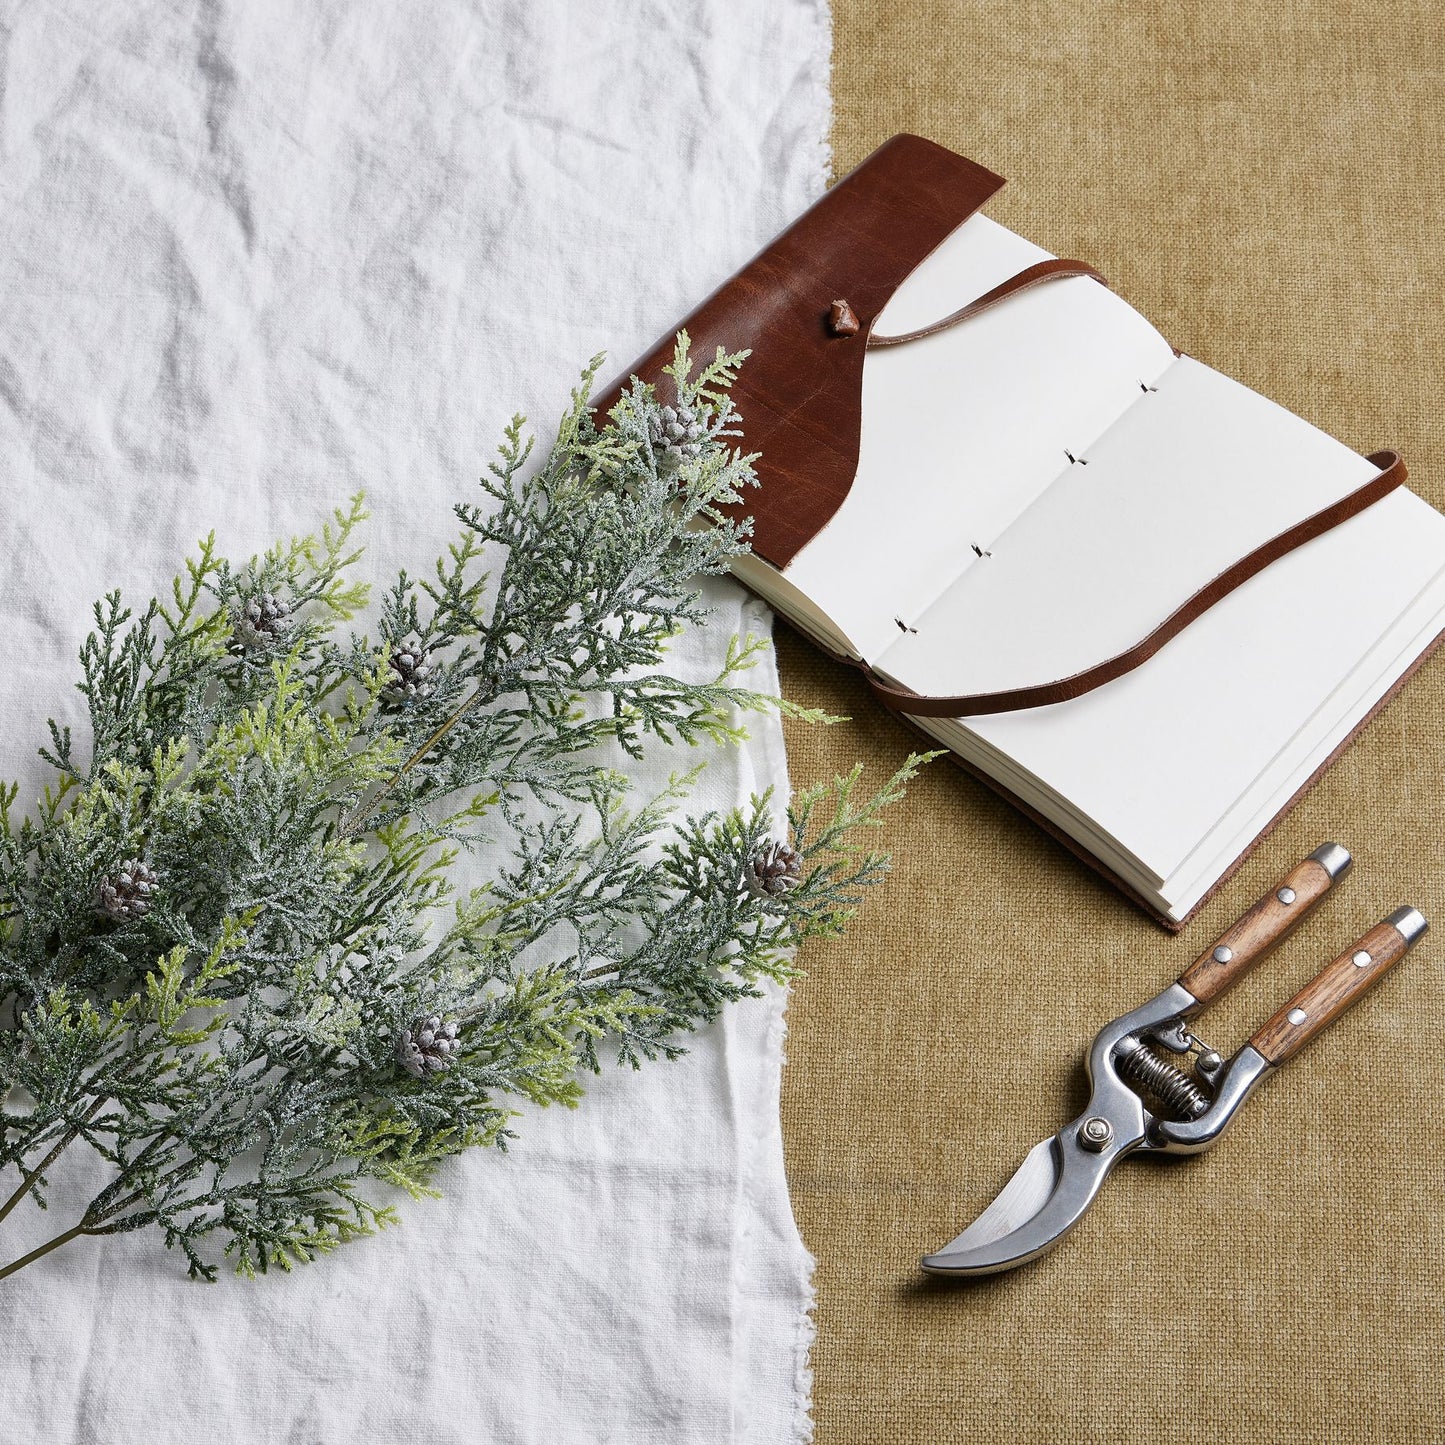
[595,134,1445,929]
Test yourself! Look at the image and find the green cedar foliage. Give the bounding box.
[0,338,926,1282]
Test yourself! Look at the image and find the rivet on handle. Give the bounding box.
[1179,847,1349,1008]
[1250,908,1427,1066]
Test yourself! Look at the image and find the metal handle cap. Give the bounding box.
[1386,906,1428,945]
[1308,842,1353,880]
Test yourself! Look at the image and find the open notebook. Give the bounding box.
[598,136,1445,927]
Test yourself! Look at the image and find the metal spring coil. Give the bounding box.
[1118,1043,1211,1121]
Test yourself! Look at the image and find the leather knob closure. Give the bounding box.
[827,299,860,336]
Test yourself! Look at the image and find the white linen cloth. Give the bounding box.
[0,4,831,1440]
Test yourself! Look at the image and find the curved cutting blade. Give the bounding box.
[921,1118,1139,1276]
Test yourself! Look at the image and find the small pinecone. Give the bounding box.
[382,639,434,706]
[396,1015,460,1079]
[95,858,160,923]
[747,841,803,899]
[647,402,709,468]
[234,591,292,650]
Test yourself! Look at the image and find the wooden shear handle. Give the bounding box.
[1250,910,1426,1066]
[1178,845,1350,1007]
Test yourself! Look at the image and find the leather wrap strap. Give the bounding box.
[865,449,1408,717]
[867,257,1108,348]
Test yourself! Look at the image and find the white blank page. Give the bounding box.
[877,356,1380,694]
[782,214,1176,663]
[1161,570,1445,913]
[947,490,1445,881]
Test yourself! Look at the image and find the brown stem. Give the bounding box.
[340,634,548,839]
[338,682,488,836]
[0,1219,93,1283]
[87,1187,145,1223]
[0,1097,106,1228]
[86,1139,203,1231]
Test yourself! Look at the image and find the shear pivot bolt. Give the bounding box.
[1212,945,1233,964]
[1277,886,1296,905]
[1078,1116,1114,1152]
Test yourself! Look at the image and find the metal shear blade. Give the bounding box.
[921,846,1427,1280]
[921,973,1242,1277]
[921,987,1167,1277]
[921,1126,1129,1275]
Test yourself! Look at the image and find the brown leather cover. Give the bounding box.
[590,134,1005,568]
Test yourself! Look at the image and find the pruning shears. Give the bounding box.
[923,844,1427,1276]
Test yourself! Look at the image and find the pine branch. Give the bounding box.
[0,338,925,1282]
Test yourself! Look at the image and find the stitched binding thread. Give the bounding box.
[863,450,1408,718]
[850,256,1408,717]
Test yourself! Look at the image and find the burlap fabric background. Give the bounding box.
[777,4,1445,1441]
